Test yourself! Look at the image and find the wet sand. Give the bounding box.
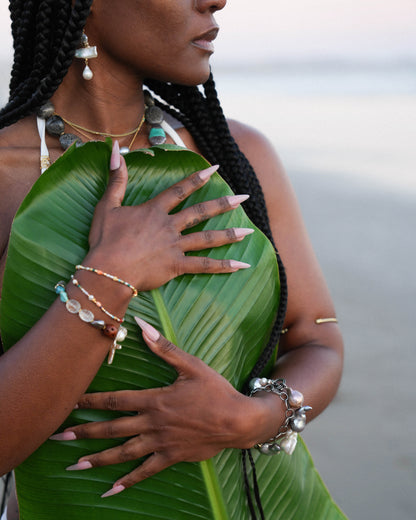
[292,170,416,520]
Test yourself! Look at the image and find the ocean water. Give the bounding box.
[213,63,416,197]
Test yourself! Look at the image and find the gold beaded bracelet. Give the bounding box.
[75,265,138,297]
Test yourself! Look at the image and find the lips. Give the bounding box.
[192,27,219,53]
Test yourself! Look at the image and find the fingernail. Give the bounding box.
[198,164,219,181]
[228,194,250,208]
[49,431,77,441]
[101,484,126,498]
[134,317,160,342]
[110,140,121,171]
[233,228,255,240]
[229,260,251,270]
[66,461,93,471]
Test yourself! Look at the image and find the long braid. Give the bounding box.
[0,0,92,128]
[2,6,287,517]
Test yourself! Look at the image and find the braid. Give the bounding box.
[0,0,92,129]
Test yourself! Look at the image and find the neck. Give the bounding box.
[51,57,147,138]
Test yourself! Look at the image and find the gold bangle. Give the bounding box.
[315,318,338,325]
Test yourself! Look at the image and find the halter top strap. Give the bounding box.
[37,116,186,174]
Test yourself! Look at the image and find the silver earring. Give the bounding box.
[75,32,97,80]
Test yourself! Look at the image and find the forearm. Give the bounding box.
[0,258,132,473]
[243,325,343,447]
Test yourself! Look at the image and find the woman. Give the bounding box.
[0,0,344,518]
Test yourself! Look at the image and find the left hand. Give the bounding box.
[51,318,268,497]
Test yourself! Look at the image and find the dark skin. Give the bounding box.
[0,0,343,508]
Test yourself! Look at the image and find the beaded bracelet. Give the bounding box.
[71,276,124,323]
[54,281,127,364]
[249,377,312,455]
[75,265,138,297]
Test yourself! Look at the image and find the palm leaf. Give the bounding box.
[0,142,346,520]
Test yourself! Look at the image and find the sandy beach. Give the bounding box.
[214,71,416,519]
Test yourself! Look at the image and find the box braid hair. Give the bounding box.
[0,1,287,517]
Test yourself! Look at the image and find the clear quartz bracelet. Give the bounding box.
[248,377,312,455]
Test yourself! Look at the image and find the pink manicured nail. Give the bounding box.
[49,431,77,441]
[198,164,219,181]
[229,260,251,270]
[233,228,254,240]
[228,194,250,208]
[110,140,121,171]
[134,317,160,342]
[66,461,93,471]
[101,484,126,498]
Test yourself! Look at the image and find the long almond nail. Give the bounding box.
[198,164,219,181]
[233,228,255,240]
[101,484,126,498]
[134,317,160,342]
[229,260,251,270]
[228,194,250,208]
[49,431,77,441]
[110,140,121,171]
[66,461,93,471]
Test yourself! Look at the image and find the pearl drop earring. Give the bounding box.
[75,33,97,80]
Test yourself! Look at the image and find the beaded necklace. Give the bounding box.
[36,90,167,154]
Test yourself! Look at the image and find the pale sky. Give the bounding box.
[0,0,415,64]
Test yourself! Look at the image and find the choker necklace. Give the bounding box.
[37,90,167,154]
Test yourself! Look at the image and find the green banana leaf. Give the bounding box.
[0,142,346,520]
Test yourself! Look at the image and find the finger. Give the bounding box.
[54,416,145,440]
[66,436,151,472]
[96,141,128,211]
[102,453,172,496]
[134,317,198,375]
[179,227,254,252]
[75,390,143,412]
[178,256,251,275]
[154,164,219,212]
[173,194,249,231]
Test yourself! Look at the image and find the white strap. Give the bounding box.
[161,120,186,148]
[37,116,50,174]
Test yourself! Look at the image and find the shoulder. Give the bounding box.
[227,118,296,218]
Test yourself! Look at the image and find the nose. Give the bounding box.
[195,0,227,13]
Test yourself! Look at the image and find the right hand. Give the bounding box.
[86,142,253,291]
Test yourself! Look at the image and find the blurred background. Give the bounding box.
[1,1,415,518]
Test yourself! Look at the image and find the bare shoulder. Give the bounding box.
[227,118,296,217]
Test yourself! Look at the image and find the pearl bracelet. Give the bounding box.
[249,377,312,455]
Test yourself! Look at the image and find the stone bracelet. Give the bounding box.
[248,377,312,455]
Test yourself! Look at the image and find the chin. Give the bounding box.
[152,60,212,87]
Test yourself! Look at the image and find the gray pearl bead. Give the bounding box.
[120,146,130,155]
[258,443,274,455]
[37,101,55,120]
[59,133,82,150]
[145,105,164,125]
[45,115,65,137]
[290,414,307,432]
[248,378,262,391]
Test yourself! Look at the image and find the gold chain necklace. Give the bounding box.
[60,114,146,138]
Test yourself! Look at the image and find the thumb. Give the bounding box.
[102,140,128,208]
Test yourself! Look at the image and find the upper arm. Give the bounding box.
[228,119,343,356]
